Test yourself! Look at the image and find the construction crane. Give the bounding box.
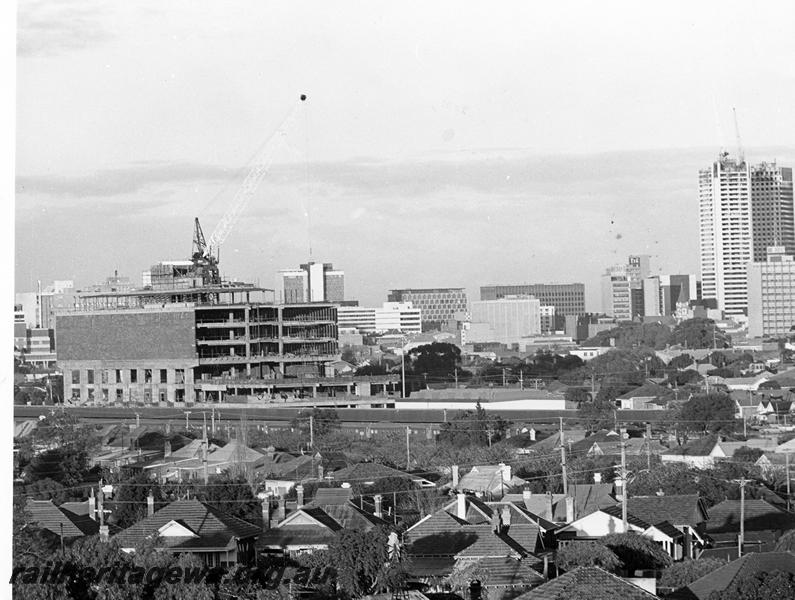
[191,94,308,285]
[733,106,745,164]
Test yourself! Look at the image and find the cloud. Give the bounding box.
[16,161,237,198]
[17,0,116,57]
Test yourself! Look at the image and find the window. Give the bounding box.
[115,369,122,384]
[116,389,124,403]
[144,390,151,403]
[87,370,94,385]
[175,369,185,384]
[159,391,166,403]
[101,370,108,384]
[130,369,137,384]
[101,388,108,402]
[71,370,80,385]
[160,369,168,384]
[144,369,152,384]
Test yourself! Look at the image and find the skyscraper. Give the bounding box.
[751,163,794,261]
[699,154,794,316]
[601,255,651,320]
[387,288,467,331]
[699,154,752,316]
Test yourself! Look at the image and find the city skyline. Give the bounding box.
[13,2,795,311]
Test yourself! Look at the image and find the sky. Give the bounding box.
[13,0,795,310]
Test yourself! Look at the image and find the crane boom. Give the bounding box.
[733,106,745,164]
[206,94,307,257]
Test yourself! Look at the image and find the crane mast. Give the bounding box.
[191,94,307,285]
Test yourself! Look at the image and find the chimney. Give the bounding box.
[275,497,286,522]
[498,462,511,482]
[88,488,96,521]
[594,472,602,484]
[457,493,467,520]
[296,485,304,508]
[501,504,511,528]
[262,497,272,530]
[529,428,536,441]
[683,527,692,559]
[164,440,172,459]
[542,555,549,579]
[565,496,575,523]
[147,489,155,517]
[545,491,554,520]
[317,464,324,481]
[97,485,105,526]
[374,494,383,518]
[491,509,502,533]
[452,465,459,489]
[522,488,531,506]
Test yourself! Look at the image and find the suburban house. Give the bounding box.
[705,498,795,553]
[113,498,261,566]
[454,464,526,498]
[669,551,795,600]
[24,498,100,542]
[329,462,436,488]
[555,494,709,560]
[257,498,391,556]
[511,566,661,600]
[617,383,673,410]
[503,482,618,524]
[255,449,321,496]
[404,494,547,598]
[570,430,667,459]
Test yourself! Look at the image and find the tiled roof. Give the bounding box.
[309,487,353,506]
[406,512,472,555]
[405,556,457,577]
[705,499,795,535]
[458,466,517,494]
[676,551,795,600]
[257,525,336,549]
[317,504,389,530]
[113,499,260,549]
[618,383,674,400]
[650,520,684,539]
[330,462,429,484]
[59,500,90,517]
[454,525,526,559]
[25,499,99,538]
[625,495,707,528]
[512,566,659,600]
[457,557,545,587]
[601,505,652,530]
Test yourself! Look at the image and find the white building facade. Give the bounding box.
[748,246,795,338]
[469,296,541,344]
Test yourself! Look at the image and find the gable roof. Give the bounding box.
[113,499,260,550]
[309,487,353,506]
[329,462,432,486]
[625,495,707,528]
[512,566,660,600]
[25,499,99,538]
[705,499,795,535]
[618,383,673,400]
[458,465,518,493]
[600,505,653,530]
[454,525,526,559]
[676,551,795,600]
[454,556,545,587]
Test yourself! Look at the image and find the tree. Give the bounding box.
[439,402,509,448]
[711,570,795,600]
[601,533,672,573]
[404,342,462,391]
[672,318,730,349]
[291,408,341,438]
[659,558,725,589]
[678,393,738,434]
[669,353,695,370]
[733,446,764,465]
[564,387,591,405]
[555,541,622,572]
[577,397,616,433]
[355,363,388,376]
[341,347,358,365]
[328,527,405,597]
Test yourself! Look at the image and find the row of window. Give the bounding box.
[71,368,185,385]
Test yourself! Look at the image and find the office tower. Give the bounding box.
[470,296,541,344]
[388,288,467,331]
[337,302,422,334]
[601,255,652,320]
[276,262,344,303]
[643,276,661,317]
[479,283,585,317]
[747,246,795,338]
[751,163,794,262]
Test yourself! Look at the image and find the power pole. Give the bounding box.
[559,417,568,495]
[620,427,628,532]
[405,426,411,470]
[211,407,216,436]
[487,428,493,448]
[646,422,652,472]
[738,477,747,557]
[184,411,191,431]
[401,351,406,398]
[309,415,314,449]
[519,370,523,390]
[454,368,458,389]
[502,368,507,387]
[787,453,792,512]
